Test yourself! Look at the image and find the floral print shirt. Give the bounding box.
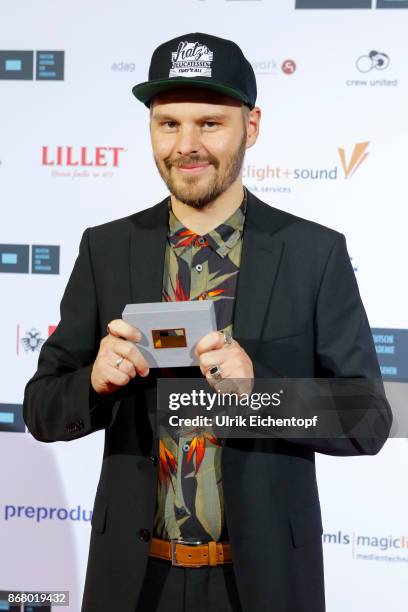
[153,187,247,543]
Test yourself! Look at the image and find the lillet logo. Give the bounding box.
[41,146,125,167]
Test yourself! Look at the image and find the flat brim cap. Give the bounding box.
[132,32,257,109]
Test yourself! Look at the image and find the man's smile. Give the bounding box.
[174,162,211,173]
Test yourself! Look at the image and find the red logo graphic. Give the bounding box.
[281,60,297,74]
[41,146,125,167]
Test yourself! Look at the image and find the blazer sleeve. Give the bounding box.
[254,232,392,456]
[254,232,393,457]
[23,228,122,442]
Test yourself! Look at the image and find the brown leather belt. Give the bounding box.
[149,536,232,567]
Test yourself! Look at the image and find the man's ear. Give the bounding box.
[246,106,261,149]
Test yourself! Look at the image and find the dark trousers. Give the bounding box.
[135,555,244,612]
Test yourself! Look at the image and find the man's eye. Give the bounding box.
[160,121,218,129]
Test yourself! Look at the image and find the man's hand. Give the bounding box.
[90,319,149,395]
[195,331,254,396]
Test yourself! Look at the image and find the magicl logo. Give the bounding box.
[338,142,369,178]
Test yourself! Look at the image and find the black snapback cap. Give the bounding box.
[132,32,257,109]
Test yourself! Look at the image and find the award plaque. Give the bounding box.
[122,301,217,367]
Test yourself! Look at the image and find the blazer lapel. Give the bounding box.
[233,190,286,344]
[128,189,288,346]
[129,196,170,304]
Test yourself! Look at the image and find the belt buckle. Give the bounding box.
[170,538,203,567]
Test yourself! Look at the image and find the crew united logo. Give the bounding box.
[169,41,213,78]
[356,51,390,74]
[338,142,369,178]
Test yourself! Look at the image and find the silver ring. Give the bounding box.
[209,364,223,381]
[220,330,233,345]
[115,356,124,368]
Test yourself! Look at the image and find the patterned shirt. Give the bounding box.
[153,187,248,543]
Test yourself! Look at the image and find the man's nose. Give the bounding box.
[175,126,201,156]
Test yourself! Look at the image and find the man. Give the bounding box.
[23,32,392,612]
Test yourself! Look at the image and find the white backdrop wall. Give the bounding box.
[1,1,407,611]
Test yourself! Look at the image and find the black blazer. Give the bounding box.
[23,189,392,612]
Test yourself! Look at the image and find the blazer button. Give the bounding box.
[150,455,158,466]
[138,528,151,542]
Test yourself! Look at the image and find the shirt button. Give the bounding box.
[182,442,190,452]
[175,506,187,517]
[150,455,158,466]
[198,237,206,244]
[195,264,203,272]
[138,528,151,542]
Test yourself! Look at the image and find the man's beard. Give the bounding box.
[153,128,247,209]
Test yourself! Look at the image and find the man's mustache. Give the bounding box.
[165,157,219,170]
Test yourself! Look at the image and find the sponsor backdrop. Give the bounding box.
[1,1,407,610]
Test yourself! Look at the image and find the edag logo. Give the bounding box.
[41,145,126,179]
[243,141,370,195]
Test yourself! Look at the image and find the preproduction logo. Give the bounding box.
[3,503,92,523]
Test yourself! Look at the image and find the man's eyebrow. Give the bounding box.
[151,112,229,122]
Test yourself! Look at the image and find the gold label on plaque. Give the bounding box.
[152,328,187,349]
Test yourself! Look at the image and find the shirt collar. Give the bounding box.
[167,186,247,258]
